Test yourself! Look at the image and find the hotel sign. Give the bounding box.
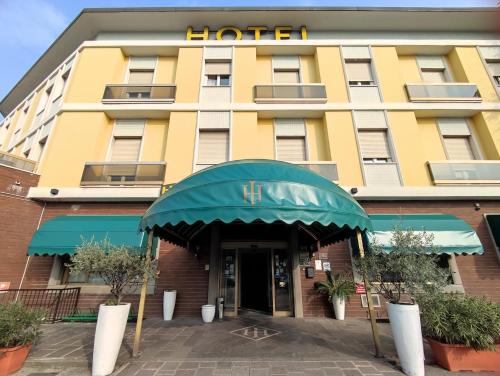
[186,26,307,40]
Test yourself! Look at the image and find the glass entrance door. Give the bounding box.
[272,249,293,316]
[221,249,237,316]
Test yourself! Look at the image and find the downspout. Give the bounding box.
[16,201,46,301]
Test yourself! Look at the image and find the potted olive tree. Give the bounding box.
[419,293,500,372]
[315,271,356,320]
[0,302,43,376]
[70,239,156,376]
[356,228,448,376]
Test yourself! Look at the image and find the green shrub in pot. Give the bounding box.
[419,292,500,351]
[0,302,43,349]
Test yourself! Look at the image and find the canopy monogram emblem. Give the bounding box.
[243,180,262,205]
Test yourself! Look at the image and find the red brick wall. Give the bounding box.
[0,165,42,290]
[300,200,500,318]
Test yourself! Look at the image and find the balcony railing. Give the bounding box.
[102,85,176,103]
[81,162,166,186]
[0,151,37,172]
[291,161,338,181]
[254,84,327,103]
[405,83,481,102]
[428,161,500,184]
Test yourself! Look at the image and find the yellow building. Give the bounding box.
[0,7,499,318]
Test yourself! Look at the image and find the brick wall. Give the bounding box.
[0,165,42,290]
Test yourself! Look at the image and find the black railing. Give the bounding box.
[0,288,80,323]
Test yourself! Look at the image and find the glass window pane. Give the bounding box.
[222,250,236,309]
[206,75,218,86]
[274,249,291,311]
[219,75,231,86]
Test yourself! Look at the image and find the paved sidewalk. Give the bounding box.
[14,315,490,376]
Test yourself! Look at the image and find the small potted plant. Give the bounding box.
[355,228,448,376]
[0,302,43,376]
[315,271,355,320]
[419,293,500,372]
[70,239,156,376]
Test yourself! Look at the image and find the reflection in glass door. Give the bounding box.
[272,249,292,316]
[221,249,237,316]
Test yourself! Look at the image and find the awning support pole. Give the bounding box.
[132,230,153,357]
[356,229,383,358]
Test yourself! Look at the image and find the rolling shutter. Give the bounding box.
[205,62,231,75]
[345,62,373,83]
[197,131,229,164]
[358,131,391,159]
[110,138,141,161]
[274,70,300,84]
[128,71,154,84]
[277,138,306,161]
[444,137,475,160]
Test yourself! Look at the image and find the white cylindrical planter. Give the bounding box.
[163,290,177,321]
[387,303,425,376]
[332,296,346,320]
[92,303,131,376]
[201,304,215,323]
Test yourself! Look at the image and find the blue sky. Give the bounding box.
[0,0,496,118]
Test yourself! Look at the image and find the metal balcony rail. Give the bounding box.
[254,84,327,103]
[81,162,166,186]
[293,161,338,181]
[428,161,500,184]
[0,288,80,323]
[0,151,37,172]
[102,84,176,103]
[405,83,481,102]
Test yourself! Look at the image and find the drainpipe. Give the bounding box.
[16,202,46,301]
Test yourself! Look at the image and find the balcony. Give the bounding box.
[81,162,166,186]
[428,161,500,184]
[291,161,338,181]
[0,151,37,172]
[102,85,176,103]
[254,84,327,104]
[405,83,481,103]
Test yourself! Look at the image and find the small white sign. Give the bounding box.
[322,262,331,271]
[315,260,322,270]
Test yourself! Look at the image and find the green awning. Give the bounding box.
[140,160,371,246]
[28,215,149,256]
[368,214,484,255]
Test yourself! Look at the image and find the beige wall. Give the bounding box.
[233,47,256,102]
[141,119,168,161]
[398,55,421,83]
[256,56,272,83]
[163,112,197,183]
[174,48,203,102]
[65,48,127,103]
[473,112,500,159]
[372,47,407,102]
[323,111,363,185]
[306,118,329,160]
[300,56,318,83]
[155,57,177,84]
[38,112,113,187]
[315,47,348,102]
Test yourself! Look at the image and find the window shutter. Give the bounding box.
[354,111,387,129]
[345,62,373,82]
[197,131,229,163]
[273,70,300,84]
[275,119,306,136]
[205,62,231,75]
[358,131,390,159]
[128,71,154,84]
[444,137,475,160]
[421,70,446,83]
[277,138,306,161]
[437,118,470,136]
[110,138,141,161]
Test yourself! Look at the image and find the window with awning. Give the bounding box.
[28,215,152,256]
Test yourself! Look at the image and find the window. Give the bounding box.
[128,57,156,84]
[195,112,230,171]
[486,61,500,86]
[53,70,69,99]
[109,120,145,162]
[438,118,476,160]
[60,255,105,285]
[478,47,500,88]
[275,119,307,161]
[345,60,374,85]
[204,62,231,86]
[357,130,392,162]
[417,56,450,83]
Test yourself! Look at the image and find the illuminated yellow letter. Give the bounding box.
[186,26,209,40]
[247,26,267,40]
[216,26,242,40]
[275,26,292,40]
[300,26,308,40]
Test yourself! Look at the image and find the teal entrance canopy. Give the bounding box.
[140,160,371,246]
[368,214,484,255]
[28,215,148,256]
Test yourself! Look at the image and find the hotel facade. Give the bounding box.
[0,7,499,318]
